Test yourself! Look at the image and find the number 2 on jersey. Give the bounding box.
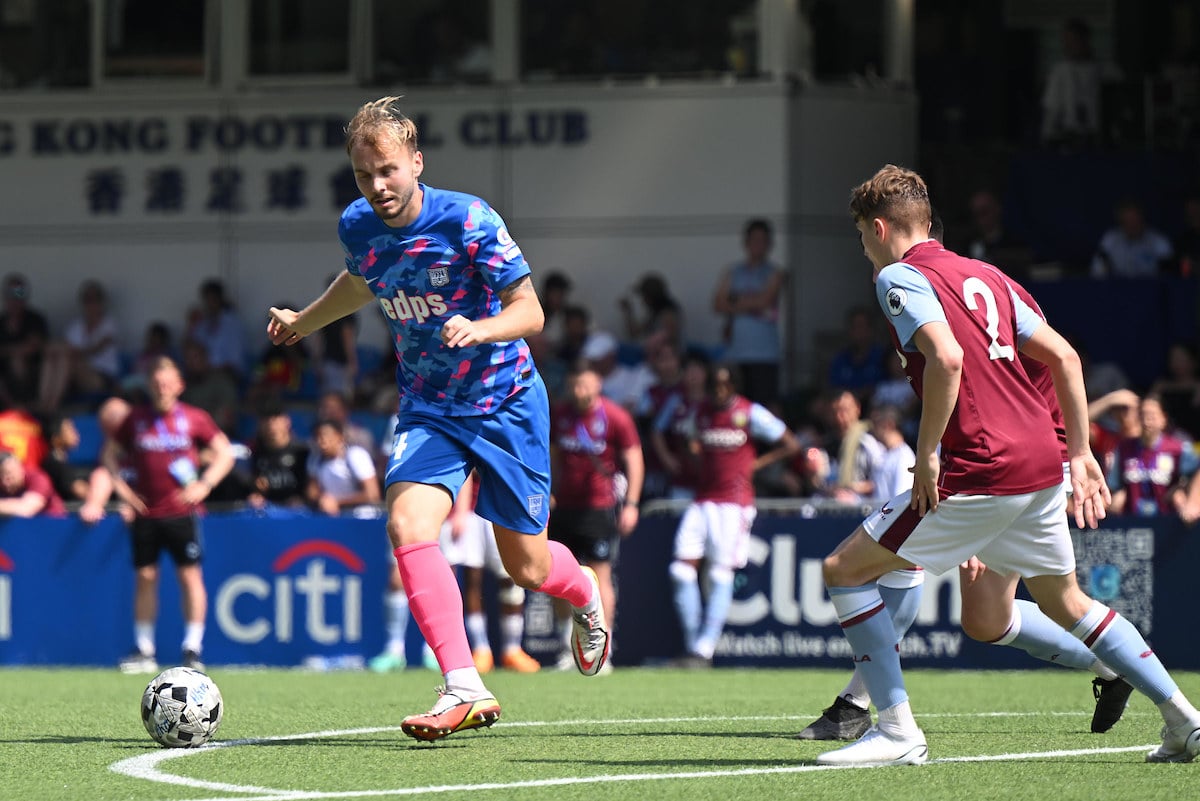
[962,277,1015,362]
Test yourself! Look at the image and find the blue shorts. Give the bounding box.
[383,377,550,535]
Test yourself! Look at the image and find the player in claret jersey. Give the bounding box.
[814,164,1200,767]
[267,96,609,742]
[669,362,799,667]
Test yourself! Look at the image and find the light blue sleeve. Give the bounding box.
[1010,290,1045,345]
[875,263,946,351]
[748,402,788,443]
[1180,444,1199,478]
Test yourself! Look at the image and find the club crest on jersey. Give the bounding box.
[886,287,908,316]
[527,494,544,517]
[732,410,748,427]
[427,266,449,287]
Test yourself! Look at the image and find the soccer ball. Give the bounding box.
[140,667,224,748]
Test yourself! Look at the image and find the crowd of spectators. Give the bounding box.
[3,188,1200,528]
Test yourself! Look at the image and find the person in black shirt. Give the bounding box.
[247,404,310,509]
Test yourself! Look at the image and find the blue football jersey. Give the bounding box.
[339,184,538,416]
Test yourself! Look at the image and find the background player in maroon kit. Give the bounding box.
[670,363,799,666]
[102,356,235,673]
[550,363,644,666]
[816,164,1200,767]
[1108,394,1200,518]
[649,349,709,500]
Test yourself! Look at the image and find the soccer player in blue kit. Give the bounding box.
[266,97,610,742]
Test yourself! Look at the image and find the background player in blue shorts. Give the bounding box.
[266,96,609,742]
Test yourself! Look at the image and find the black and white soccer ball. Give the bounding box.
[140,667,224,748]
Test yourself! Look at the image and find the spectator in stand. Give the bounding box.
[38,412,113,523]
[1040,18,1115,149]
[650,348,709,500]
[620,273,683,351]
[869,349,919,424]
[0,405,48,470]
[1176,195,1200,276]
[246,404,310,510]
[0,449,66,517]
[1108,394,1200,522]
[712,218,785,408]
[316,390,376,454]
[311,273,360,399]
[306,418,381,516]
[827,306,887,401]
[39,280,122,410]
[1090,199,1175,279]
[1149,342,1200,441]
[0,273,50,410]
[179,338,239,436]
[549,363,644,670]
[532,271,572,360]
[186,278,246,378]
[963,190,1032,282]
[1089,388,1141,476]
[820,389,882,504]
[248,328,310,408]
[122,321,176,401]
[866,405,915,502]
[557,305,592,363]
[670,362,799,666]
[103,356,235,674]
[637,342,684,500]
[582,330,655,413]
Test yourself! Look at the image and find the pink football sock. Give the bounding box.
[537,540,594,608]
[394,542,472,673]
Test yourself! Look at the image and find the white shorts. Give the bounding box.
[438,513,507,575]
[673,501,757,569]
[862,484,1074,577]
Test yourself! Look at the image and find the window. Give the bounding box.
[103,0,207,79]
[0,0,89,89]
[249,0,351,76]
[371,0,490,85]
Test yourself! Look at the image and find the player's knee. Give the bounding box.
[507,560,549,590]
[497,581,525,606]
[669,560,697,584]
[707,565,734,585]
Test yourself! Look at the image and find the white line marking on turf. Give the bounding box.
[107,716,1158,801]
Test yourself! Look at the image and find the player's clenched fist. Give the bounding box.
[267,306,307,346]
[440,314,483,348]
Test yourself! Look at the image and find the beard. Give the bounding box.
[371,182,416,221]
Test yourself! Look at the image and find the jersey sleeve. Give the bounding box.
[748,402,788,443]
[875,263,946,351]
[463,200,530,292]
[338,205,367,277]
[1009,290,1046,345]
[652,393,683,432]
[188,408,222,447]
[610,404,642,451]
[347,445,378,482]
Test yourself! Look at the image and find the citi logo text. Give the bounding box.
[215,539,363,645]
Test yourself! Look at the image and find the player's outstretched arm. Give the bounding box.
[441,275,544,348]
[268,270,375,345]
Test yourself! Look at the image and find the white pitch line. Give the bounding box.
[108,715,1159,801]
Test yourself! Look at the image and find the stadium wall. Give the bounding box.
[0,83,914,385]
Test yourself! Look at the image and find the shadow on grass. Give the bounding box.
[518,757,818,768]
[0,735,149,746]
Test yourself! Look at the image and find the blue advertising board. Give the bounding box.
[0,509,1196,670]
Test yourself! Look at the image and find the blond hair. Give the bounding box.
[345,96,419,155]
[849,164,931,236]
